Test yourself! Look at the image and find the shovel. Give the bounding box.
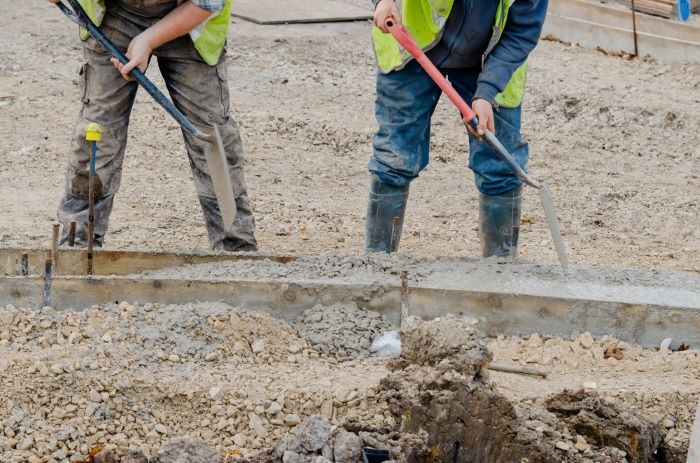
[56,0,238,231]
[385,18,569,267]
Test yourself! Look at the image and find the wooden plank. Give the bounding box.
[231,0,372,25]
[616,0,700,19]
[0,248,296,277]
[544,0,700,62]
[548,0,700,43]
[2,275,699,348]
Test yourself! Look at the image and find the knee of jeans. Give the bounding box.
[475,173,523,196]
[368,152,417,188]
[469,139,528,196]
[68,118,129,199]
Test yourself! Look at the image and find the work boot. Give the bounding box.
[478,187,522,260]
[198,196,258,252]
[364,175,409,253]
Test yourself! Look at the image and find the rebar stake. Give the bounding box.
[85,123,103,276]
[400,270,409,327]
[42,259,53,308]
[68,221,76,247]
[51,223,59,277]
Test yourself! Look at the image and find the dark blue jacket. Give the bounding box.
[373,0,548,104]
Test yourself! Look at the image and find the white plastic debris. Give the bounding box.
[660,338,673,352]
[370,330,401,357]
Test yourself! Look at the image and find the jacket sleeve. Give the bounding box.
[190,0,226,12]
[474,0,549,105]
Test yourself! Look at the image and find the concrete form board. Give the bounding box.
[0,248,295,277]
[2,274,699,348]
[543,0,700,62]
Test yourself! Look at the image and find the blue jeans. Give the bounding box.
[369,61,529,195]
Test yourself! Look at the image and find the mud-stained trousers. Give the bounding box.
[57,3,257,251]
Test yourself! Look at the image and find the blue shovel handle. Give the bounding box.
[56,0,208,140]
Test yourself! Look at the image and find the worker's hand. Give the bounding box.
[471,98,496,135]
[374,0,401,33]
[111,33,153,81]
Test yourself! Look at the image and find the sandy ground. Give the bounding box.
[0,2,698,273]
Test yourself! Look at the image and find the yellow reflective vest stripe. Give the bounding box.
[77,0,230,66]
[372,0,527,108]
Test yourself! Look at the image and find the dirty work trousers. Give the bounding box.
[57,4,257,251]
[368,61,529,196]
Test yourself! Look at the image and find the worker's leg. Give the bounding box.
[366,62,441,252]
[57,12,139,247]
[156,39,257,252]
[450,68,529,259]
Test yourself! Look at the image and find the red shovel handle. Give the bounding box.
[385,18,478,122]
[383,18,542,189]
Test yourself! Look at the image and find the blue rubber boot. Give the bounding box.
[364,175,409,253]
[479,187,522,260]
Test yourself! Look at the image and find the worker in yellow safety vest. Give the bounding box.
[365,0,548,259]
[48,0,257,252]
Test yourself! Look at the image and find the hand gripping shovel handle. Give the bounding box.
[56,0,207,141]
[384,18,541,189]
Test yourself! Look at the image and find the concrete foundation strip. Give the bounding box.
[2,272,699,349]
[2,247,698,349]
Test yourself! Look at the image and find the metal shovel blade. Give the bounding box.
[204,125,237,231]
[539,183,569,268]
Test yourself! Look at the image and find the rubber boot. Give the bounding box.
[479,187,522,260]
[364,175,409,253]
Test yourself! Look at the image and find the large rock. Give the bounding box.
[152,438,224,463]
[296,415,331,453]
[122,451,149,463]
[333,429,362,463]
[546,390,662,463]
[399,315,491,376]
[281,451,311,463]
[93,449,119,463]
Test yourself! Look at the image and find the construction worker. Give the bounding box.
[49,0,257,252]
[366,0,547,259]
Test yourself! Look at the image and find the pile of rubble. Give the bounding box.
[0,302,392,463]
[0,302,695,462]
[293,304,392,360]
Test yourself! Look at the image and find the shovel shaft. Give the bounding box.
[385,19,478,121]
[57,0,206,140]
[385,19,541,189]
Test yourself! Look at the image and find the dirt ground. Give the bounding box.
[0,2,698,273]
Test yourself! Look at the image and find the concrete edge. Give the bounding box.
[2,276,698,348]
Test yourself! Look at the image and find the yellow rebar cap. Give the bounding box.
[85,123,103,142]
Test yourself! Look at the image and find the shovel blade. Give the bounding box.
[203,125,237,231]
[539,183,569,268]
